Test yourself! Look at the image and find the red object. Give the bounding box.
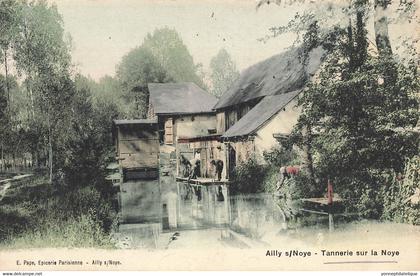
[286,166,300,175]
[327,180,333,205]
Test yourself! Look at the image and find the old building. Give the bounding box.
[213,46,325,178]
[147,82,218,145]
[147,82,226,180]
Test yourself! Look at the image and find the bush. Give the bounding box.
[263,145,299,167]
[263,145,321,198]
[331,171,385,219]
[0,176,117,248]
[382,156,420,225]
[230,157,268,195]
[48,186,116,232]
[262,166,279,194]
[3,214,115,249]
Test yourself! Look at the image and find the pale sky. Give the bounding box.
[55,0,301,81]
[54,0,418,81]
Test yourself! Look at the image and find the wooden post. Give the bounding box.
[328,209,334,232]
[176,181,181,227]
[49,134,53,184]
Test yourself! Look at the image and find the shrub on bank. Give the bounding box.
[0,176,117,248]
[230,157,268,195]
[381,156,420,225]
[3,213,115,249]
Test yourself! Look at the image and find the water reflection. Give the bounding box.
[116,182,419,250]
[176,182,230,229]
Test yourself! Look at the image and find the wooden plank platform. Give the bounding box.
[300,195,343,206]
[176,177,229,185]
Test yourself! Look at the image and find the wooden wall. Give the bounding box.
[164,118,174,145]
[175,114,217,139]
[160,114,217,146]
[220,99,261,133]
[116,124,159,169]
[216,112,225,134]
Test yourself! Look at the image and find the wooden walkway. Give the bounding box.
[300,195,343,206]
[176,177,229,185]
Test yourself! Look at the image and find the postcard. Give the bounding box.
[0,0,419,273]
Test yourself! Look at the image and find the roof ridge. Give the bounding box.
[222,89,302,138]
[214,46,323,110]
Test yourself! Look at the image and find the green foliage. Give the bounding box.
[0,176,117,248]
[117,46,169,118]
[382,156,420,225]
[4,214,114,249]
[142,28,205,87]
[271,0,419,222]
[61,80,119,192]
[262,166,279,194]
[116,27,205,118]
[92,75,127,114]
[230,157,268,195]
[0,75,9,122]
[0,0,78,183]
[0,1,121,245]
[14,0,70,77]
[296,47,419,206]
[263,145,299,167]
[0,0,20,56]
[209,48,239,98]
[337,171,385,219]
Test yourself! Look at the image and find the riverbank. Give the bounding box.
[0,175,117,249]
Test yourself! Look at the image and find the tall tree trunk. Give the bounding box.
[4,49,10,118]
[374,0,399,87]
[47,112,53,184]
[26,76,35,119]
[1,143,3,172]
[49,134,53,184]
[374,0,393,57]
[12,152,16,171]
[22,19,35,119]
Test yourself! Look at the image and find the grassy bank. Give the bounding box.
[0,175,117,249]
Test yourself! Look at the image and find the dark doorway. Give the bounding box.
[228,145,236,180]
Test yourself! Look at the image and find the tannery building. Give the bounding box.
[213,46,324,178]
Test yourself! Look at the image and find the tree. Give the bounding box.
[63,78,120,189]
[257,0,416,61]
[116,27,205,118]
[256,0,419,219]
[0,0,20,118]
[209,49,240,98]
[269,0,419,218]
[0,0,73,183]
[142,28,205,88]
[0,76,9,170]
[117,46,169,118]
[75,74,126,115]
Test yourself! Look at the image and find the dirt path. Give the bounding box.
[0,182,11,199]
[0,174,33,200]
